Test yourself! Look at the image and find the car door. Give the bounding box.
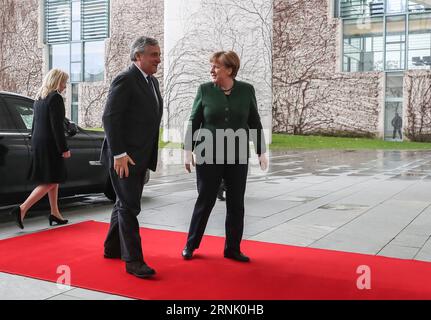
[61,123,103,192]
[0,95,31,204]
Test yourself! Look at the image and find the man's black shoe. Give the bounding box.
[182,247,194,260]
[224,251,250,262]
[126,261,156,279]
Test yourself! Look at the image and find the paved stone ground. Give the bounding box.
[1,148,431,299]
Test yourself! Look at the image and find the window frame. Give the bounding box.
[338,0,430,72]
[342,16,385,72]
[46,0,109,83]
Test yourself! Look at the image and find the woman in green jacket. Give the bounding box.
[183,51,268,262]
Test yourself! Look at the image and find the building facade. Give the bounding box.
[163,0,273,144]
[273,0,431,141]
[1,0,430,141]
[0,0,163,127]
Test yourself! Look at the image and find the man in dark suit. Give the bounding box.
[391,112,402,139]
[101,36,163,279]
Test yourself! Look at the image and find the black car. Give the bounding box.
[0,91,117,205]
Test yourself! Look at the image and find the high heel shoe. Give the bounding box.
[49,215,68,226]
[10,206,24,229]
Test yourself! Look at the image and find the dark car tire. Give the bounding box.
[104,177,116,202]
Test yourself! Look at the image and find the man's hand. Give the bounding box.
[62,150,71,158]
[114,155,136,178]
[184,150,195,173]
[258,153,269,171]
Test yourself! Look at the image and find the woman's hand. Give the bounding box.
[258,153,268,171]
[62,150,71,159]
[184,150,195,173]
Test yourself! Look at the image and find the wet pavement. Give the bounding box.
[1,148,431,299]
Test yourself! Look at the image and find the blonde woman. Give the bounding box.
[10,69,71,229]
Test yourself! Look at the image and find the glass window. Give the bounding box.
[84,41,104,82]
[385,101,404,139]
[384,73,404,140]
[71,84,79,123]
[72,21,81,41]
[3,98,34,130]
[340,2,431,72]
[48,1,108,84]
[370,0,384,15]
[71,42,81,62]
[72,83,79,103]
[72,1,81,20]
[386,73,403,98]
[70,62,81,82]
[408,0,431,12]
[408,13,431,69]
[14,104,34,130]
[386,0,407,13]
[340,0,384,18]
[343,17,384,71]
[45,0,71,44]
[0,100,16,130]
[71,43,82,82]
[50,44,70,73]
[385,15,406,70]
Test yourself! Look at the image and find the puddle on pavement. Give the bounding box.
[282,196,319,202]
[319,203,369,211]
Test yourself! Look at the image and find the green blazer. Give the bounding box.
[184,80,266,163]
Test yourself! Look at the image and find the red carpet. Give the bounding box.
[0,220,431,300]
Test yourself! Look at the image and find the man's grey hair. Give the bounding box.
[130,36,159,61]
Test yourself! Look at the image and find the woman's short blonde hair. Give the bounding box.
[210,51,240,79]
[35,68,69,100]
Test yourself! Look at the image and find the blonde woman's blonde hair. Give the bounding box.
[35,69,69,100]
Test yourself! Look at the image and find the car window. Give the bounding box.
[3,97,34,130]
[0,98,17,130]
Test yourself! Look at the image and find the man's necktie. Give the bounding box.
[146,75,159,107]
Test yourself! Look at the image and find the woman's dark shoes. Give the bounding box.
[49,215,68,226]
[10,206,24,229]
[217,189,226,201]
[182,247,194,260]
[126,261,156,279]
[224,251,250,262]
